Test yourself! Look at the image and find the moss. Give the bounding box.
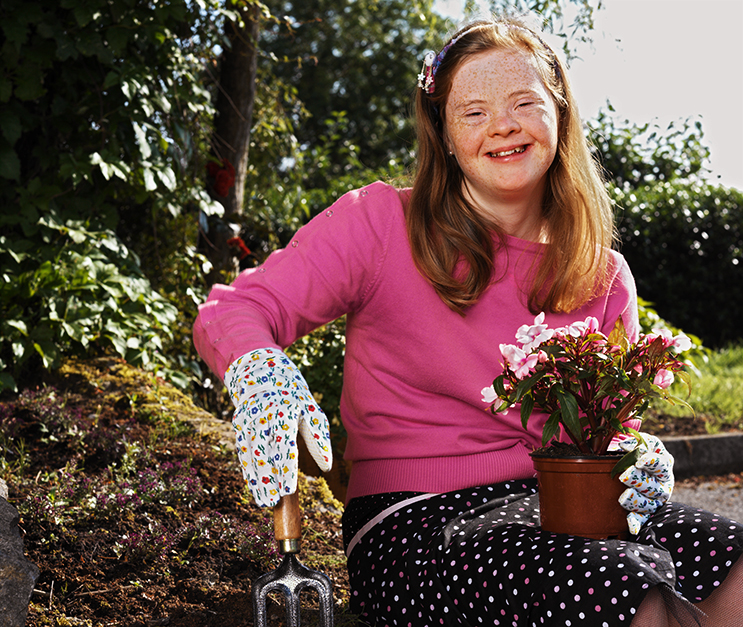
[55,357,234,448]
[298,473,344,516]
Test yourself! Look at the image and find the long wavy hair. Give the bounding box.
[407,15,616,314]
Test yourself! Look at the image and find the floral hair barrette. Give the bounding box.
[417,51,436,93]
[417,22,561,95]
[417,24,485,94]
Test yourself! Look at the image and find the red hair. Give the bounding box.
[407,16,616,314]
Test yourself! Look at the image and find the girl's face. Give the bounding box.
[444,47,559,213]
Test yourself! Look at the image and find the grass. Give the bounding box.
[651,344,743,432]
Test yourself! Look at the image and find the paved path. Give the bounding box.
[673,476,743,523]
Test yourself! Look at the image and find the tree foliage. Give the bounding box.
[259,0,444,185]
[588,107,711,190]
[0,0,228,390]
[584,108,742,347]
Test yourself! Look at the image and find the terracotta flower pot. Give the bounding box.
[531,452,629,540]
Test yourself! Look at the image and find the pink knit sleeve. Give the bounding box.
[604,251,642,433]
[192,182,398,379]
[602,251,640,344]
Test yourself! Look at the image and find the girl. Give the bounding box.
[194,15,743,626]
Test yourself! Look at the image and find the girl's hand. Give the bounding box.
[616,433,674,535]
[226,348,333,507]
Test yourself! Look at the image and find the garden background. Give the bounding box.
[1,0,742,624]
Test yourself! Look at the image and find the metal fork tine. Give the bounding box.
[251,493,334,627]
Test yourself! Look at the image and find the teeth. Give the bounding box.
[491,146,526,157]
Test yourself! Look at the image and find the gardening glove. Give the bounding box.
[225,347,333,508]
[616,433,674,535]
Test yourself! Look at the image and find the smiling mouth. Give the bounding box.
[489,146,527,158]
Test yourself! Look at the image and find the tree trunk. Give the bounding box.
[202,0,260,282]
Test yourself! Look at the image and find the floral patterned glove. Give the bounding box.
[616,433,674,535]
[225,348,333,507]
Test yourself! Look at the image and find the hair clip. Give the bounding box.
[417,51,436,93]
[417,25,485,95]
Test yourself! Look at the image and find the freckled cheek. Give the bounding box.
[447,123,481,155]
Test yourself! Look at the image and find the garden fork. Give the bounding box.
[252,492,334,627]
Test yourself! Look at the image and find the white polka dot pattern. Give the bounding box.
[343,481,743,626]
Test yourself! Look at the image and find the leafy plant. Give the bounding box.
[0,0,224,392]
[0,215,178,391]
[483,313,693,455]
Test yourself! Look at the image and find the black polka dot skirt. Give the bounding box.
[341,479,743,626]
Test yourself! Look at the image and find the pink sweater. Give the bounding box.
[193,182,640,501]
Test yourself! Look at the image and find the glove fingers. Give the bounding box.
[618,487,665,515]
[619,466,673,501]
[226,349,330,507]
[263,416,300,503]
[616,436,639,453]
[298,410,333,472]
[233,401,301,508]
[642,434,666,453]
[635,452,674,483]
[627,512,649,536]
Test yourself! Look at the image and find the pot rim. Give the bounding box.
[529,449,624,461]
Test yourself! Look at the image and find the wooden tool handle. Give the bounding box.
[273,492,301,553]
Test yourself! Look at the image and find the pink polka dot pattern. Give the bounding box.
[342,481,743,626]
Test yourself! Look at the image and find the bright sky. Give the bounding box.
[432,0,743,190]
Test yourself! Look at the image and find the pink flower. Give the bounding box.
[516,312,553,351]
[500,343,539,379]
[481,385,498,404]
[653,369,675,389]
[648,328,673,347]
[671,334,692,353]
[565,316,600,338]
[649,328,690,352]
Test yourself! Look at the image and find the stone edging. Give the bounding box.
[661,432,743,479]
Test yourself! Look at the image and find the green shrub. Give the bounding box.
[0,212,178,391]
[615,181,743,347]
[0,0,223,391]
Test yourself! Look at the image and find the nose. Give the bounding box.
[489,111,520,136]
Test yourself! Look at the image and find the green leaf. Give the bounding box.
[14,68,46,101]
[105,26,130,56]
[107,333,128,358]
[72,6,96,28]
[514,370,547,402]
[0,111,22,145]
[156,166,176,191]
[11,340,26,360]
[6,320,28,335]
[0,143,21,180]
[520,394,534,429]
[555,387,581,441]
[611,448,643,479]
[0,76,12,102]
[55,34,78,61]
[143,167,157,191]
[133,123,152,159]
[2,21,29,49]
[542,413,562,447]
[103,70,121,90]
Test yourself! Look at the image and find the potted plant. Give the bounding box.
[482,313,692,538]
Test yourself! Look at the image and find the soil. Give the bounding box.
[2,358,355,627]
[641,412,743,438]
[1,357,739,627]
